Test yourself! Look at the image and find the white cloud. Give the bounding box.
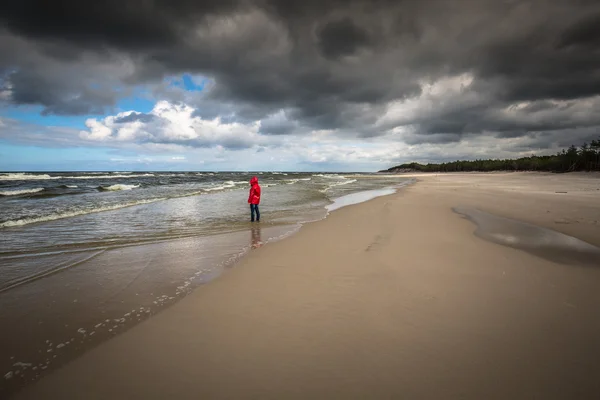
[80,100,267,149]
[0,80,12,101]
[84,118,114,140]
[376,73,480,129]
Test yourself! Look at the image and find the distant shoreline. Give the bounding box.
[378,169,600,175]
[380,140,600,174]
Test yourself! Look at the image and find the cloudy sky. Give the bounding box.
[1,0,599,171]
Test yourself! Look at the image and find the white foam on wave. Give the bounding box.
[285,177,312,185]
[204,186,229,192]
[0,173,57,181]
[313,174,347,179]
[321,179,357,192]
[65,185,78,188]
[99,184,140,191]
[0,198,164,228]
[0,188,44,196]
[64,174,154,179]
[203,180,239,192]
[0,173,154,181]
[334,178,357,185]
[12,362,32,368]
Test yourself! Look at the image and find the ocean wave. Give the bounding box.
[334,178,356,185]
[0,188,45,196]
[63,174,154,180]
[0,198,164,228]
[286,178,312,184]
[0,173,155,181]
[0,173,58,181]
[321,179,357,192]
[60,185,78,189]
[203,181,237,192]
[313,174,347,179]
[98,184,140,191]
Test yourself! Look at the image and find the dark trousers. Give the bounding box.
[250,204,260,222]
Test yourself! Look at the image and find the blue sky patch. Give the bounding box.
[166,74,208,92]
[1,105,90,129]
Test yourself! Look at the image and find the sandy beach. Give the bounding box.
[12,172,600,399]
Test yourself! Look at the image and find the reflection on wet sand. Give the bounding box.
[454,207,600,267]
[251,224,263,249]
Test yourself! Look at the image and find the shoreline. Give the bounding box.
[11,172,600,399]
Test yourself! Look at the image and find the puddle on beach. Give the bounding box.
[453,207,600,267]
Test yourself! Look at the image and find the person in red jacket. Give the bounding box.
[248,176,261,222]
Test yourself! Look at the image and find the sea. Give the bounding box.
[0,171,411,395]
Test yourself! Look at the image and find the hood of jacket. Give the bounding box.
[250,176,258,185]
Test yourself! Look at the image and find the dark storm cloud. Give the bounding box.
[2,0,600,150]
[317,18,370,58]
[259,111,298,135]
[557,12,600,49]
[0,0,241,49]
[402,132,465,146]
[9,67,117,115]
[421,120,469,135]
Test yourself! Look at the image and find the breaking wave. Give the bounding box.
[0,198,164,228]
[64,174,154,180]
[0,173,154,181]
[0,188,45,196]
[203,181,238,192]
[321,179,357,192]
[0,173,57,181]
[98,184,140,191]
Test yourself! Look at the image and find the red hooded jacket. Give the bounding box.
[248,176,261,205]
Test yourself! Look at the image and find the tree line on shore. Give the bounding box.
[380,139,600,173]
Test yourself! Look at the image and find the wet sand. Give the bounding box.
[13,172,600,399]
